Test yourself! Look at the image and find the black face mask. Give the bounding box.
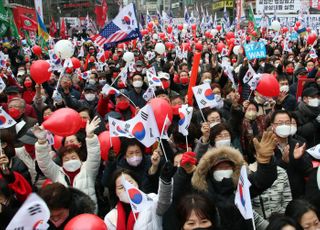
[192,226,215,230]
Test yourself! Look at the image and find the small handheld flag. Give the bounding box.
[0,107,16,129]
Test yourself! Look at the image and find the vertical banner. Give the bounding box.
[34,0,43,22]
[236,0,242,31]
[187,52,202,106]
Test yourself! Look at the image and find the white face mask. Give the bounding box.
[88,79,96,85]
[215,139,231,148]
[213,169,233,182]
[210,122,220,128]
[132,80,143,88]
[84,93,96,101]
[99,79,106,85]
[280,85,289,93]
[308,98,319,107]
[118,191,130,203]
[63,159,81,172]
[203,79,212,84]
[290,125,297,136]
[275,125,291,138]
[127,156,142,167]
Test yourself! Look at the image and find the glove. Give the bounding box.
[108,148,116,162]
[180,152,197,168]
[160,161,176,183]
[316,114,320,123]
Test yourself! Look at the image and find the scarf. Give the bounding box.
[116,201,138,230]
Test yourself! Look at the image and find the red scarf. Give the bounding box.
[116,201,138,230]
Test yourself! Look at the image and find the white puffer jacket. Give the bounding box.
[35,135,101,206]
[104,179,173,230]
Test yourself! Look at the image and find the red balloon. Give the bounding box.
[181,43,191,52]
[167,25,173,33]
[159,32,165,40]
[98,131,121,161]
[149,98,173,133]
[195,42,203,51]
[251,31,258,37]
[294,26,298,31]
[256,73,280,97]
[226,31,235,39]
[282,27,288,33]
[32,45,42,56]
[307,33,317,45]
[165,42,174,50]
[53,135,63,151]
[204,31,211,38]
[30,60,51,84]
[306,27,311,33]
[228,38,235,45]
[141,29,148,36]
[65,214,107,230]
[216,42,226,53]
[216,25,222,32]
[104,50,112,60]
[177,24,183,31]
[191,24,197,31]
[295,21,301,27]
[71,57,81,69]
[42,108,82,136]
[148,22,153,28]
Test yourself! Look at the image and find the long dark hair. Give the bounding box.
[285,199,319,224]
[266,215,303,230]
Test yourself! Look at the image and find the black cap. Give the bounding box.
[294,67,308,76]
[83,84,97,91]
[18,129,37,145]
[104,111,122,122]
[302,87,319,98]
[154,88,168,97]
[6,86,20,94]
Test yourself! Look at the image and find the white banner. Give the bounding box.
[34,0,44,21]
[256,0,301,13]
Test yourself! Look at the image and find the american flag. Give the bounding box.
[91,3,141,49]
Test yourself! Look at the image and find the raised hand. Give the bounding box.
[86,116,101,138]
[293,143,306,160]
[253,131,277,164]
[180,152,197,174]
[31,125,47,141]
[201,122,210,143]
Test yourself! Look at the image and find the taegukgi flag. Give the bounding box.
[178,105,193,136]
[192,83,218,109]
[234,166,254,220]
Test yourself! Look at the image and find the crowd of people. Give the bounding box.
[0,18,320,230]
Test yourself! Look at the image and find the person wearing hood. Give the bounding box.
[128,74,146,108]
[270,110,313,198]
[289,67,309,97]
[293,87,320,148]
[173,131,277,230]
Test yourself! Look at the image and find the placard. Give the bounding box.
[244,42,266,60]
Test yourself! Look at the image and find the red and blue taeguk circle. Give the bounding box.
[204,89,214,100]
[178,112,185,126]
[128,188,143,204]
[132,122,146,140]
[152,77,160,82]
[116,126,126,134]
[0,115,7,125]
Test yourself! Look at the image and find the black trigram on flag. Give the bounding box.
[112,120,116,126]
[200,99,207,106]
[28,204,42,216]
[124,123,131,132]
[197,88,203,95]
[14,227,24,230]
[141,111,148,121]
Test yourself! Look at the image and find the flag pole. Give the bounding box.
[185,135,189,151]
[159,118,169,162]
[199,108,206,122]
[251,218,256,230]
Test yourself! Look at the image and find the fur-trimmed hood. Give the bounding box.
[192,146,246,192]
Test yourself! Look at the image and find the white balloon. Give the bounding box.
[54,40,74,59]
[152,34,159,40]
[211,29,218,36]
[123,52,134,62]
[183,23,188,30]
[154,43,166,55]
[271,21,281,32]
[233,45,240,55]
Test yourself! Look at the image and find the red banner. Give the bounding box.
[12,5,37,36]
[20,15,37,32]
[95,0,108,28]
